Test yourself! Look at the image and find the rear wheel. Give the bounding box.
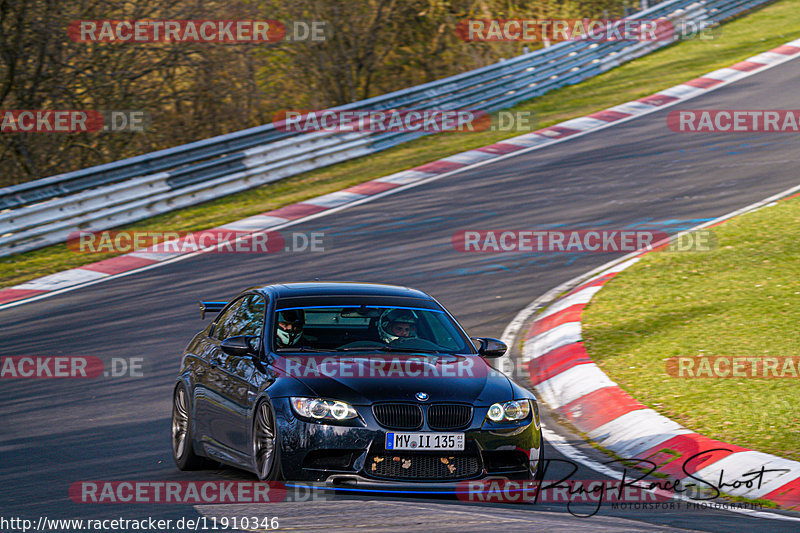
[172,384,205,470]
[253,401,282,480]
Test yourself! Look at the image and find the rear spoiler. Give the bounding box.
[200,301,227,319]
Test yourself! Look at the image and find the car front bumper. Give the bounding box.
[271,398,543,482]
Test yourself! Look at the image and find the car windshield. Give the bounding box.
[272,305,475,354]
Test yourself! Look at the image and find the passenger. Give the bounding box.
[378,309,419,343]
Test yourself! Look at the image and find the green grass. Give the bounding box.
[4,0,800,289]
[582,195,800,461]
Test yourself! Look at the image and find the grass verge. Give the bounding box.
[582,195,800,461]
[4,0,800,289]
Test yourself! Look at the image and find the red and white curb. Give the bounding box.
[513,185,800,512]
[2,37,800,309]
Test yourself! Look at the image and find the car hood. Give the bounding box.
[273,352,513,405]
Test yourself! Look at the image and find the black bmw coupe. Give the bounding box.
[172,282,544,484]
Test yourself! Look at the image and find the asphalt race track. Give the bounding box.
[3,55,800,532]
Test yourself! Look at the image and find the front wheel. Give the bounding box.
[172,384,206,470]
[252,401,283,480]
[534,431,546,481]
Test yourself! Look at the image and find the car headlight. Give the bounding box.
[290,397,359,421]
[531,398,541,430]
[486,400,531,422]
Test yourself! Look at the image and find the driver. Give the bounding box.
[378,309,419,343]
[275,309,305,347]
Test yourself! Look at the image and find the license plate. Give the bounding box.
[385,432,464,451]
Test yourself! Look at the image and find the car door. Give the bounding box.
[208,294,267,458]
[193,296,245,455]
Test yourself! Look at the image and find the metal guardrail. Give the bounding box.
[0,0,775,256]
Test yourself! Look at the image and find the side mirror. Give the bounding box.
[472,337,507,358]
[220,335,260,357]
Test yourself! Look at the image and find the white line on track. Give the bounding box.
[543,426,800,522]
[10,37,800,526]
[2,49,799,312]
[504,181,800,522]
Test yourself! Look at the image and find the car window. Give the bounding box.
[212,295,266,340]
[212,298,244,340]
[424,312,462,351]
[235,295,266,337]
[272,305,473,353]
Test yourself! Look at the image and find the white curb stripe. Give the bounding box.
[4,40,800,312]
[703,67,749,81]
[536,285,603,320]
[15,268,109,291]
[588,409,692,457]
[304,191,366,208]
[607,101,658,115]
[536,363,617,409]
[557,117,610,131]
[658,84,707,99]
[544,425,800,522]
[522,322,581,362]
[747,51,791,65]
[217,214,288,231]
[503,133,553,146]
[128,251,181,261]
[691,451,800,499]
[506,179,800,513]
[374,169,434,184]
[603,256,641,275]
[441,151,498,164]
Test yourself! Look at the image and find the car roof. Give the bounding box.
[258,282,432,300]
